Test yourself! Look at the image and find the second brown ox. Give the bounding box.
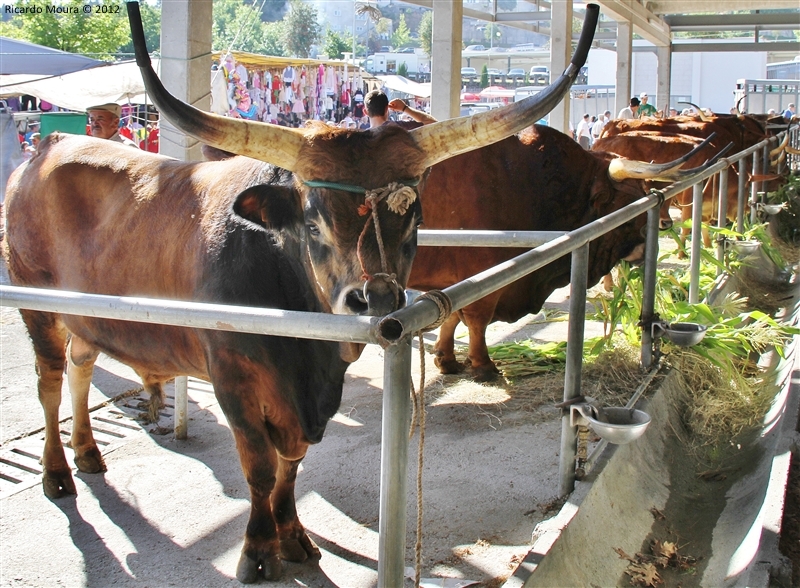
[408,124,714,381]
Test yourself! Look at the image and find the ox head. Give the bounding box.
[127,2,597,322]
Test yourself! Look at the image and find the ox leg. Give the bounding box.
[273,455,320,563]
[66,336,106,474]
[214,380,284,582]
[19,310,75,498]
[432,312,464,374]
[461,298,501,382]
[136,374,166,424]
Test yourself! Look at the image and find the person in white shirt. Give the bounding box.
[618,97,640,120]
[576,113,592,149]
[592,110,611,140]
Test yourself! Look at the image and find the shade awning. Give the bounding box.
[376,75,431,98]
[0,37,104,76]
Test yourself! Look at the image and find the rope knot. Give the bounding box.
[364,182,418,216]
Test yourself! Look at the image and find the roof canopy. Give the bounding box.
[0,36,103,76]
[0,60,155,112]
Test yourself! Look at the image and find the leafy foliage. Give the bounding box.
[322,28,350,60]
[281,0,320,58]
[391,14,411,50]
[417,10,432,57]
[213,0,269,54]
[0,0,130,61]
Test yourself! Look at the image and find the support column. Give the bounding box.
[431,1,462,121]
[549,1,572,135]
[160,1,213,161]
[615,20,633,118]
[656,45,671,116]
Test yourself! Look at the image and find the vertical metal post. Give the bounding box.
[737,157,747,234]
[558,243,589,497]
[689,183,703,304]
[716,169,729,275]
[750,152,760,225]
[640,206,661,370]
[174,375,188,440]
[378,337,412,588]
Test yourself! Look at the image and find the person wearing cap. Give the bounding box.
[87,103,138,148]
[638,92,657,118]
[618,96,640,120]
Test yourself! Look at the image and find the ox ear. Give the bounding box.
[233,185,300,231]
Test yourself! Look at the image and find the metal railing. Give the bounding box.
[0,125,797,587]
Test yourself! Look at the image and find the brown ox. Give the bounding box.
[408,124,712,381]
[1,3,599,583]
[594,115,787,251]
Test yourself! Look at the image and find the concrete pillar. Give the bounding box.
[549,1,572,135]
[615,20,633,117]
[430,1,462,121]
[159,1,213,161]
[656,45,671,115]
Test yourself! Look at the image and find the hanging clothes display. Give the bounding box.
[213,54,369,127]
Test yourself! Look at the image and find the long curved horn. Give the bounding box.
[651,142,734,181]
[680,101,712,122]
[410,4,599,169]
[127,2,305,171]
[787,144,800,155]
[735,95,746,115]
[607,133,717,181]
[770,133,789,157]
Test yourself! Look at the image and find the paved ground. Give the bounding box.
[0,252,595,587]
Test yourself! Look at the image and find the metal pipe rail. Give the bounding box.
[0,285,379,344]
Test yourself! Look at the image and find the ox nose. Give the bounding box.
[659,218,674,230]
[344,274,406,316]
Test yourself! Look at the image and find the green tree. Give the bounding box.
[213,0,268,53]
[262,20,287,56]
[0,0,129,61]
[480,64,489,88]
[391,13,411,49]
[398,61,408,77]
[117,1,161,58]
[282,0,320,58]
[417,10,432,57]
[497,0,517,11]
[483,22,502,48]
[322,28,350,60]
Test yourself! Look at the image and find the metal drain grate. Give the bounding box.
[0,378,212,500]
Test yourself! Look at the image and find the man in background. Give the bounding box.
[365,90,436,129]
[638,93,657,118]
[87,103,138,148]
[618,97,640,120]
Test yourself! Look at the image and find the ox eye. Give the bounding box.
[306,223,320,237]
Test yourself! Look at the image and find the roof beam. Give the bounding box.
[645,1,800,14]
[671,41,800,52]
[594,0,671,46]
[664,13,800,31]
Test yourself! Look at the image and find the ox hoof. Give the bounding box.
[470,364,500,383]
[433,356,465,375]
[74,451,107,474]
[236,552,282,583]
[42,469,77,499]
[281,534,321,562]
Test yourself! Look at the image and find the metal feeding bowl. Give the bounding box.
[652,321,708,346]
[571,404,651,445]
[662,322,708,346]
[760,203,784,215]
[725,239,761,257]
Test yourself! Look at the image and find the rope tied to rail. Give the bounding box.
[407,289,453,588]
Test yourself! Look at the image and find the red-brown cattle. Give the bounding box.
[594,115,787,250]
[408,124,712,381]
[1,3,600,583]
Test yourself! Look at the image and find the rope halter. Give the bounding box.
[304,178,420,308]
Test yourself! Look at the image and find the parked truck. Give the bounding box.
[363,52,429,80]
